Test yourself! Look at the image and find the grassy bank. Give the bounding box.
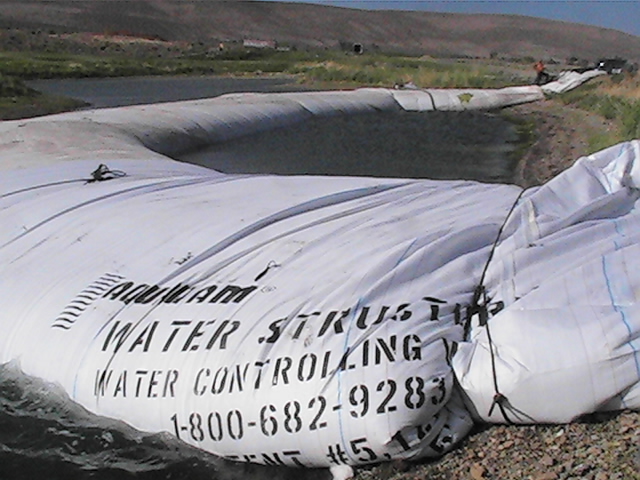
[286,54,528,88]
[0,51,219,79]
[557,75,640,152]
[0,71,87,119]
[0,49,527,86]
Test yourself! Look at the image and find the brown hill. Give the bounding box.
[0,0,638,62]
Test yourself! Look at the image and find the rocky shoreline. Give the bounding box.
[355,410,639,480]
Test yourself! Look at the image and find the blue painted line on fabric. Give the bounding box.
[602,246,640,381]
[612,221,639,344]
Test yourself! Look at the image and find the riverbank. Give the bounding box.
[510,98,618,188]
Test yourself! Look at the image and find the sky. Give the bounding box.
[272,1,640,37]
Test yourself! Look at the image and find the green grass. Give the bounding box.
[0,49,529,87]
[287,53,528,88]
[502,110,537,161]
[0,49,328,79]
[0,93,87,120]
[0,72,88,119]
[558,76,640,150]
[0,72,38,96]
[0,51,220,79]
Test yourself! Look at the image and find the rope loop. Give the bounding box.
[472,188,527,424]
[87,164,126,183]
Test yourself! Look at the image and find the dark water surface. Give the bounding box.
[0,363,329,480]
[3,76,521,479]
[27,75,306,109]
[180,109,519,183]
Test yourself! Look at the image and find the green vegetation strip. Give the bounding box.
[0,49,526,86]
[0,52,216,79]
[288,53,526,88]
[0,70,87,120]
[559,80,640,151]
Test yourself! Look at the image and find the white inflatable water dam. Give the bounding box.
[2,74,637,471]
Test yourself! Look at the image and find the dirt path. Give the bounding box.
[510,98,617,188]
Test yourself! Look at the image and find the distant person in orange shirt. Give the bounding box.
[534,60,551,85]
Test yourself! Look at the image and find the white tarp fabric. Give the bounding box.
[1,160,511,466]
[1,142,639,467]
[389,86,544,111]
[455,140,640,422]
[0,75,633,469]
[541,69,607,95]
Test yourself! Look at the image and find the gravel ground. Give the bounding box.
[352,98,640,480]
[355,411,639,480]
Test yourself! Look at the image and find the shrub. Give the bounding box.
[0,73,37,96]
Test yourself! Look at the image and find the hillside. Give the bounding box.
[0,0,638,63]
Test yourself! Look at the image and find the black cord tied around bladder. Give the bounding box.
[469,189,527,424]
[87,164,127,183]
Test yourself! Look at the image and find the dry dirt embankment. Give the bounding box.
[511,99,618,188]
[356,410,639,480]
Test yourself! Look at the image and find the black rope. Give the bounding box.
[86,164,127,183]
[485,322,514,423]
[254,260,280,281]
[470,188,526,424]
[476,188,526,297]
[1,164,128,198]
